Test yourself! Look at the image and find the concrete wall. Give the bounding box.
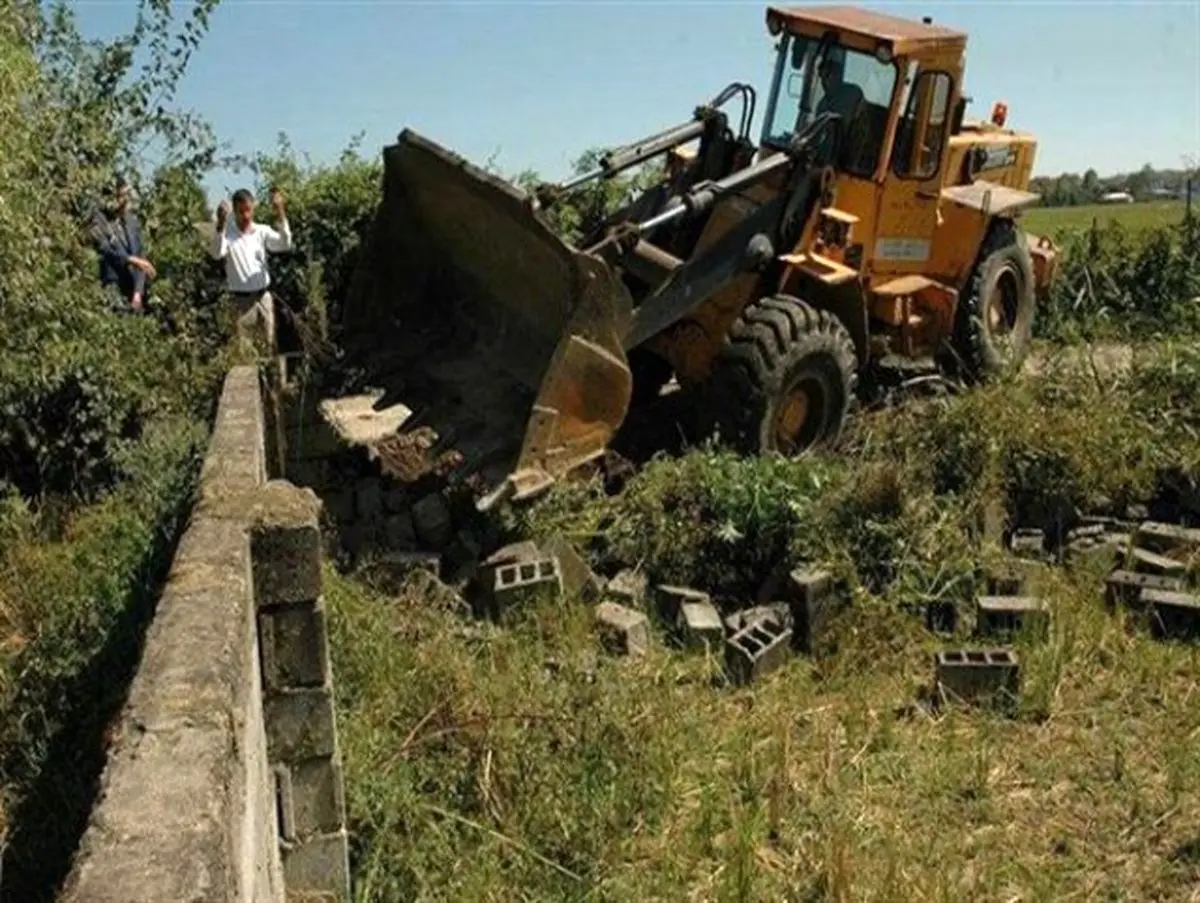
[58,365,350,903]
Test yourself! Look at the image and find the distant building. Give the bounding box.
[1099,191,1134,204]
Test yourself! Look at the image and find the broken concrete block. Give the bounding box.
[281,828,351,902]
[653,584,711,624]
[594,602,649,655]
[724,602,791,634]
[1144,588,1200,640]
[785,567,840,653]
[249,481,324,608]
[541,535,602,602]
[606,569,647,606]
[412,493,454,548]
[483,540,541,568]
[1135,522,1200,560]
[259,601,331,691]
[677,600,724,649]
[265,687,337,761]
[1010,528,1046,559]
[276,756,346,838]
[975,596,1049,641]
[1104,569,1184,611]
[473,555,563,618]
[725,615,793,685]
[1067,522,1107,542]
[934,648,1020,709]
[1124,546,1187,579]
[985,563,1026,596]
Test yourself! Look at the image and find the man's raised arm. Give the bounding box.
[262,188,293,253]
[209,199,230,259]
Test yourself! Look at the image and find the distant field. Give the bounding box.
[1023,200,1187,235]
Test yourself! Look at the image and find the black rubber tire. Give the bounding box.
[704,294,858,455]
[953,219,1036,380]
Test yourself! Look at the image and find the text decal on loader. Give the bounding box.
[875,237,931,262]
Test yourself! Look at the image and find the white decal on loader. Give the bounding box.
[875,237,930,262]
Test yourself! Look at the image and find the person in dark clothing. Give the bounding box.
[90,174,156,313]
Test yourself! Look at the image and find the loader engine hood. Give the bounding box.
[341,129,636,505]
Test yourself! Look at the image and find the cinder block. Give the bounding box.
[654,585,710,623]
[1124,546,1187,579]
[483,540,541,567]
[975,596,1049,641]
[278,756,346,837]
[541,535,602,602]
[473,555,563,619]
[1144,588,1200,640]
[677,600,724,649]
[606,569,647,606]
[412,493,454,548]
[1104,569,1184,611]
[985,563,1026,596]
[785,568,840,653]
[935,648,1020,710]
[1063,534,1121,571]
[265,687,337,761]
[924,600,958,635]
[260,601,330,691]
[250,481,323,608]
[1010,528,1046,559]
[594,602,649,656]
[1135,521,1200,559]
[725,615,793,685]
[281,828,351,902]
[724,602,791,634]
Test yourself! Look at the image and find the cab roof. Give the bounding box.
[766,5,966,54]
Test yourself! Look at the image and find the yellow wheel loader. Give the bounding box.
[343,4,1060,509]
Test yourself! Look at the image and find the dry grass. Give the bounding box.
[328,341,1200,903]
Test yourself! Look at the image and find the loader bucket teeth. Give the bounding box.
[342,128,636,503]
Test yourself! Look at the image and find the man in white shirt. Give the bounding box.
[210,186,292,356]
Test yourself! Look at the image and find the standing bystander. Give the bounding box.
[209,186,292,356]
[90,174,156,313]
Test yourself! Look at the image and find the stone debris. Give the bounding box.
[653,584,711,624]
[541,535,603,602]
[934,648,1020,711]
[605,569,648,607]
[676,600,724,650]
[785,567,841,653]
[483,540,541,568]
[724,602,791,634]
[594,602,649,656]
[1009,528,1046,559]
[1104,569,1185,612]
[1134,521,1200,560]
[725,613,793,685]
[984,562,1027,596]
[975,595,1049,641]
[469,554,562,620]
[1123,546,1187,579]
[1143,588,1200,640]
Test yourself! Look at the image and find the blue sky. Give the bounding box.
[75,0,1199,199]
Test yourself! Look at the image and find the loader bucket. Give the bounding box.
[342,129,636,505]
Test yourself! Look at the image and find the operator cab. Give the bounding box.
[760,31,898,177]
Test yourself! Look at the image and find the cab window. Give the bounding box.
[762,33,898,178]
[892,69,953,180]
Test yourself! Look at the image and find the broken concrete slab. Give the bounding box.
[934,648,1020,711]
[1010,528,1046,559]
[1124,546,1188,579]
[677,600,724,650]
[1104,569,1184,612]
[595,602,649,656]
[975,596,1050,641]
[1144,588,1200,641]
[785,567,841,654]
[606,569,648,606]
[725,614,793,685]
[541,535,603,602]
[654,584,711,624]
[1135,521,1200,560]
[483,540,541,568]
[724,602,792,634]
